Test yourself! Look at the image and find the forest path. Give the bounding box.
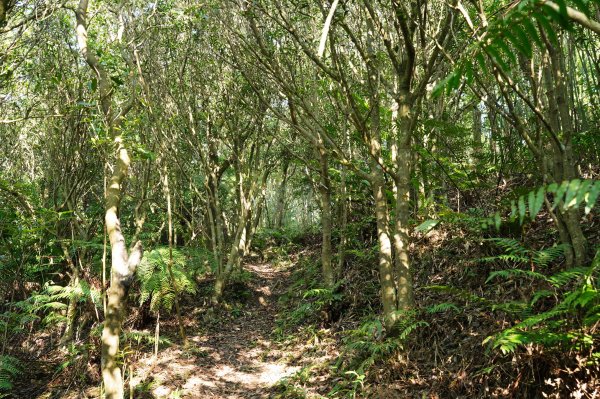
[133,260,301,399]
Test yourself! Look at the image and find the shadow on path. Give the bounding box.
[133,262,300,399]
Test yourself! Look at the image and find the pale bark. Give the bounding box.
[371,166,398,328]
[102,145,142,399]
[75,2,141,397]
[337,163,348,279]
[318,147,334,287]
[542,35,588,266]
[392,94,415,311]
[274,157,290,229]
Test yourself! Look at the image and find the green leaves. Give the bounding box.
[484,249,600,355]
[528,187,545,223]
[415,219,440,233]
[481,238,568,268]
[437,0,596,95]
[509,179,599,224]
[137,247,200,313]
[0,355,21,393]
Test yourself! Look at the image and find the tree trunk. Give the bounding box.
[392,96,414,311]
[371,164,398,329]
[163,169,186,345]
[75,2,142,397]
[275,157,290,229]
[102,143,143,399]
[317,147,334,287]
[337,163,348,280]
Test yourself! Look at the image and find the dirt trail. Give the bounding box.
[133,261,300,399]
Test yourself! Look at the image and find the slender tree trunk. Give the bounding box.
[337,163,347,279]
[75,3,142,397]
[163,170,186,345]
[393,149,414,311]
[371,166,398,329]
[472,102,482,162]
[275,157,290,229]
[317,147,334,287]
[213,162,252,302]
[102,143,143,399]
[213,209,247,302]
[60,250,79,344]
[392,94,414,312]
[542,41,587,266]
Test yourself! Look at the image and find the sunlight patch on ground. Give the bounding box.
[212,362,299,386]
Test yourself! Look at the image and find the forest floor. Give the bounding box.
[113,257,330,399]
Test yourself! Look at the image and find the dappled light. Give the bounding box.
[1,0,599,398]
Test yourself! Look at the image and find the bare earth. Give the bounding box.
[132,261,302,399]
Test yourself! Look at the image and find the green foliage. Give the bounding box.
[435,179,599,233]
[137,247,200,313]
[428,246,600,359]
[426,302,460,314]
[485,261,599,354]
[278,286,343,332]
[331,312,428,397]
[124,330,172,347]
[509,180,599,222]
[0,355,21,395]
[484,249,600,356]
[436,0,593,94]
[482,238,567,268]
[415,219,440,234]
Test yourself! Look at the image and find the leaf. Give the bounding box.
[504,26,532,57]
[563,179,581,210]
[520,17,543,48]
[518,195,526,225]
[508,201,516,221]
[475,52,487,73]
[427,302,460,313]
[553,180,569,209]
[529,186,545,220]
[542,2,570,28]
[584,181,600,214]
[415,219,440,233]
[533,13,559,45]
[486,44,510,72]
[494,213,501,231]
[495,37,517,65]
[575,180,592,210]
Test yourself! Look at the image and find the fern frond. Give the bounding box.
[486,268,547,284]
[426,302,460,313]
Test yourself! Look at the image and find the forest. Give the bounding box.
[0,0,599,398]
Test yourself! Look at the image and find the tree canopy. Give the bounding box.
[0,0,599,398]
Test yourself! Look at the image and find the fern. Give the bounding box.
[482,238,566,269]
[123,330,172,346]
[426,302,460,313]
[339,311,429,387]
[436,0,596,95]
[484,248,600,355]
[0,355,21,393]
[137,247,197,313]
[508,180,599,223]
[486,269,547,283]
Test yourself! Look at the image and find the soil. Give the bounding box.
[128,260,305,399]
